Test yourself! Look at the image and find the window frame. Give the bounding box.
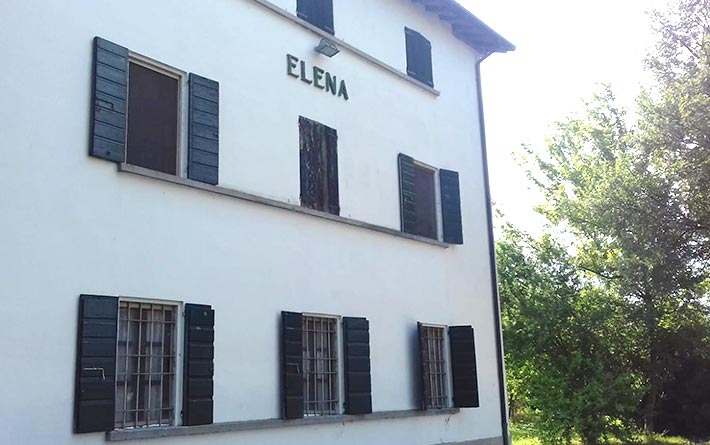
[301,312,344,416]
[126,52,189,178]
[419,323,454,410]
[114,296,185,430]
[412,160,443,241]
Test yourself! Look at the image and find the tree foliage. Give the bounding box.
[498,0,710,441]
[498,227,642,445]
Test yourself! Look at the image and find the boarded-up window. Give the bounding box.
[127,63,179,175]
[299,116,339,215]
[414,165,437,239]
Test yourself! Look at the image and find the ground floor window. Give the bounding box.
[115,301,178,429]
[420,324,451,409]
[302,314,339,416]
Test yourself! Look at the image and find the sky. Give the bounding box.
[457,0,670,235]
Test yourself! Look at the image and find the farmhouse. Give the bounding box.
[0,0,514,444]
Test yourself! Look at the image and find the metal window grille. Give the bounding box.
[421,326,450,409]
[302,315,339,416]
[115,302,177,429]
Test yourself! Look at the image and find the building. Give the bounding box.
[0,0,514,444]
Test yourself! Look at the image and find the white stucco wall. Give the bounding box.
[0,0,504,444]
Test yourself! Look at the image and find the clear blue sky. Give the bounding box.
[458,0,668,234]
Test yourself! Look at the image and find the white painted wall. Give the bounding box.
[0,0,504,444]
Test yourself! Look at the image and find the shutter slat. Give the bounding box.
[74,294,118,433]
[440,169,464,244]
[282,311,304,419]
[90,37,128,162]
[449,326,479,408]
[399,154,418,234]
[183,304,215,426]
[343,317,372,415]
[325,126,340,216]
[188,74,219,185]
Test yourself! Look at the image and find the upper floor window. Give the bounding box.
[405,27,434,87]
[89,37,220,185]
[297,0,335,35]
[299,116,340,215]
[126,61,181,176]
[398,154,463,244]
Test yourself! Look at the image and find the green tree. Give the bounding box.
[525,0,710,430]
[498,226,641,445]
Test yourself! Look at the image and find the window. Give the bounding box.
[398,154,464,244]
[89,37,220,186]
[299,116,339,215]
[74,294,215,434]
[417,323,480,410]
[419,325,451,409]
[280,312,372,419]
[297,0,335,35]
[302,315,340,416]
[405,27,434,87]
[126,61,181,175]
[115,301,178,429]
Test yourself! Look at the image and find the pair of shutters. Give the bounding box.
[74,295,215,433]
[299,116,340,215]
[281,312,372,419]
[398,154,464,244]
[90,37,219,185]
[297,0,335,35]
[417,323,480,409]
[405,28,434,87]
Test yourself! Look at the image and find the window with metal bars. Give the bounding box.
[302,315,340,416]
[115,301,177,429]
[420,325,451,409]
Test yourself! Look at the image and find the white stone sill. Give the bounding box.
[106,408,460,441]
[118,164,450,248]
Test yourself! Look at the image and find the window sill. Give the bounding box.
[106,408,459,441]
[249,0,441,97]
[118,164,450,248]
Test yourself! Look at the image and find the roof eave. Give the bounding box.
[411,0,515,55]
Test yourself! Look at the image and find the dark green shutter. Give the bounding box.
[398,154,417,234]
[417,322,430,410]
[183,304,215,426]
[188,74,219,185]
[320,0,335,34]
[297,0,334,35]
[343,317,372,414]
[405,28,434,87]
[325,126,340,216]
[449,326,479,408]
[440,169,463,244]
[282,311,304,419]
[74,294,118,433]
[90,37,128,162]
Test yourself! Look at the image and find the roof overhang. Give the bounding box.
[411,0,515,55]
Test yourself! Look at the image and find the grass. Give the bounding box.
[510,424,708,445]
